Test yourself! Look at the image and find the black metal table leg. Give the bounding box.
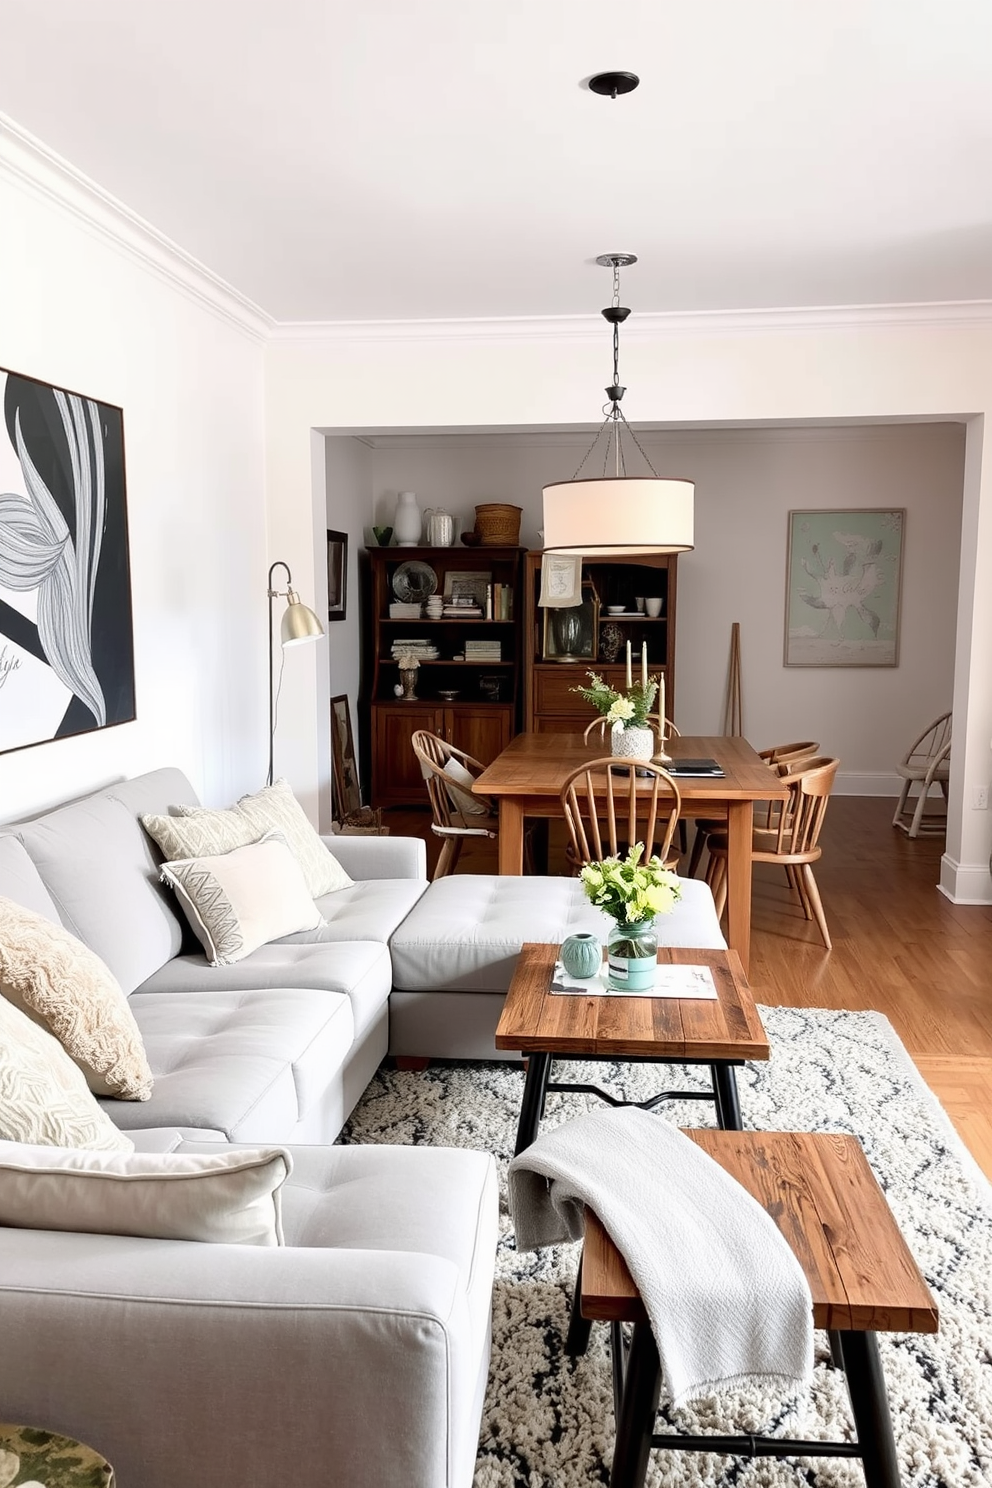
[565,1253,592,1357]
[711,1062,743,1130]
[514,1052,551,1156]
[609,1321,662,1488]
[838,1331,901,1488]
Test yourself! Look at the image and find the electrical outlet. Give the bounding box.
[972,785,989,810]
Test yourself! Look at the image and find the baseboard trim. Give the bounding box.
[835,772,902,797]
[938,853,992,904]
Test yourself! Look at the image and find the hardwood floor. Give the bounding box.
[382,796,992,1179]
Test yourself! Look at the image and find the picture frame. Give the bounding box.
[327,529,348,621]
[0,364,135,757]
[784,508,905,667]
[330,694,362,818]
[442,570,491,608]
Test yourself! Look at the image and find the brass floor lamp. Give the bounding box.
[267,561,324,786]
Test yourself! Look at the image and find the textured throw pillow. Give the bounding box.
[442,757,489,816]
[159,832,324,967]
[0,998,133,1152]
[143,777,352,898]
[0,896,153,1101]
[0,1140,290,1245]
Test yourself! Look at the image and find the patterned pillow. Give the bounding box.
[0,997,133,1152]
[159,832,324,967]
[0,896,152,1101]
[143,778,352,898]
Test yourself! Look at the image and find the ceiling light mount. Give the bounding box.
[588,71,640,99]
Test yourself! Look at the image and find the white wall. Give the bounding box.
[0,145,267,821]
[368,424,964,790]
[265,316,992,900]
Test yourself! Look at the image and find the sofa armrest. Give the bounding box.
[323,832,427,881]
[0,1229,472,1488]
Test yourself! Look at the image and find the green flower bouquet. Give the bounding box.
[579,845,681,990]
[571,671,657,731]
[579,844,681,925]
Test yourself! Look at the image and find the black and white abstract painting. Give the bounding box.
[0,366,135,755]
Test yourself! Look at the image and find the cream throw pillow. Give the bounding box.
[0,998,133,1152]
[159,832,324,967]
[143,777,352,898]
[0,897,152,1101]
[0,1140,290,1245]
[442,757,489,816]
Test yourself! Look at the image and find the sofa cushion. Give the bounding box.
[389,873,727,993]
[109,987,356,1141]
[0,997,133,1152]
[13,768,196,994]
[278,877,427,946]
[144,778,353,899]
[0,1140,291,1246]
[0,896,153,1100]
[135,940,393,1042]
[159,834,323,967]
[0,834,61,920]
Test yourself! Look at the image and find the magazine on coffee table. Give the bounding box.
[550,962,719,999]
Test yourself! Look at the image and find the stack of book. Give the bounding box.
[488,583,513,621]
[388,601,423,619]
[464,638,502,662]
[390,638,439,661]
[442,597,483,618]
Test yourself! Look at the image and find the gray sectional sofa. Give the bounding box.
[0,766,726,1488]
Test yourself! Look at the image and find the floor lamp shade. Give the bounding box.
[542,476,694,556]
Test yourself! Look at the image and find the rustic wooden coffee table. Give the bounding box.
[495,943,770,1155]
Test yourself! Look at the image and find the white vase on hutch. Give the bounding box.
[393,491,422,546]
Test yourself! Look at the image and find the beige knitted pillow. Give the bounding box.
[0,897,153,1101]
[0,997,134,1152]
[143,778,352,899]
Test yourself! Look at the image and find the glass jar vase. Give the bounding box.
[606,918,658,992]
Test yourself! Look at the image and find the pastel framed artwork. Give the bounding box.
[784,509,905,667]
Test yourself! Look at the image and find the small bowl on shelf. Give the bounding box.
[605,605,627,615]
[438,689,460,701]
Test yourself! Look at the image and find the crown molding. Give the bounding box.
[269,298,992,346]
[0,113,272,342]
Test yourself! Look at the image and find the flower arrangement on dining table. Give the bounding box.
[571,671,658,731]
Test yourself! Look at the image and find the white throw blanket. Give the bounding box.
[508,1108,813,1408]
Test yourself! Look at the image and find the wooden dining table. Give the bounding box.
[472,732,789,973]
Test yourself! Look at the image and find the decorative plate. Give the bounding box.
[392,560,438,604]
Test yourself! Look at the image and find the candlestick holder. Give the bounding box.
[652,711,672,764]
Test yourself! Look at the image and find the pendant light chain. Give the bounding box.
[569,256,660,481]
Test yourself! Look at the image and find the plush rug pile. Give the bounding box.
[343,1007,992,1487]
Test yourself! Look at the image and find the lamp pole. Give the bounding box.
[267,560,292,787]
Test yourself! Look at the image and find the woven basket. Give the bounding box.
[474,503,522,545]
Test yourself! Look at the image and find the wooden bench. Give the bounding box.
[572,1130,938,1488]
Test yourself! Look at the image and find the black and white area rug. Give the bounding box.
[343,1008,992,1487]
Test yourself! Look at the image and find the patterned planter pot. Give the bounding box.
[560,932,602,980]
[610,726,655,761]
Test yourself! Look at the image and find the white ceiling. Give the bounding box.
[1,0,990,324]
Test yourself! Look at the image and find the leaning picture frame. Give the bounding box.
[327,529,348,622]
[784,508,905,667]
[330,694,362,818]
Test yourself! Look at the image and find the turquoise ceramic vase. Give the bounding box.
[606,919,658,992]
[560,932,602,980]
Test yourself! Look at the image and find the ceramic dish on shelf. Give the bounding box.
[605,605,627,615]
[438,689,460,701]
[392,560,438,604]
